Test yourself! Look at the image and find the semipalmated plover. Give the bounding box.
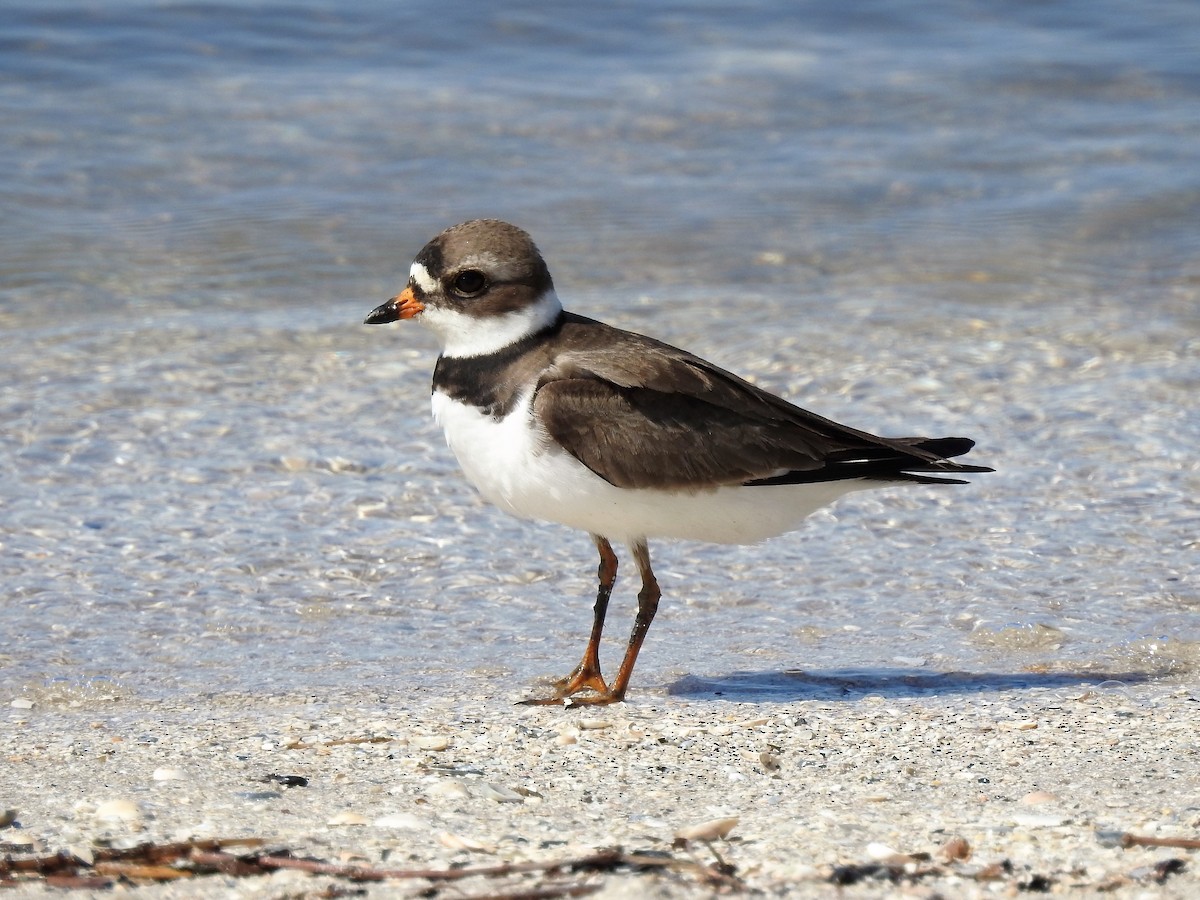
[366,219,991,706]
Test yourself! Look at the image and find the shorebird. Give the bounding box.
[365,219,991,705]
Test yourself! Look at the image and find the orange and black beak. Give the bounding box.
[364,285,424,324]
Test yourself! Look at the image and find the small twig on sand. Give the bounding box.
[1120,833,1200,851]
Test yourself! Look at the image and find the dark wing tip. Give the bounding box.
[939,463,994,474]
[746,435,993,487]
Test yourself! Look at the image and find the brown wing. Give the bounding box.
[532,315,989,491]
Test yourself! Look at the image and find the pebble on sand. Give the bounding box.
[94,799,142,825]
[1019,790,1060,806]
[327,811,369,826]
[411,735,451,751]
[674,816,739,843]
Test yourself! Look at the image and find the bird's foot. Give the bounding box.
[518,689,625,708]
[517,662,614,707]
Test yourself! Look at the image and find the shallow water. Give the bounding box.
[2,1,1197,706]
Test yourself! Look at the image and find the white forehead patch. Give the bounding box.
[410,262,438,294]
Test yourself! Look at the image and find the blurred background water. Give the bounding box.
[2,1,1197,706]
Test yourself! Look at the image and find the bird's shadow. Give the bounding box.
[666,668,1162,702]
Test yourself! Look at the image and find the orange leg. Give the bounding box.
[519,535,618,705]
[557,539,660,708]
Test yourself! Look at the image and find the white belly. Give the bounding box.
[431,390,872,545]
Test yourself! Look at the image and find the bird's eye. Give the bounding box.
[451,270,487,297]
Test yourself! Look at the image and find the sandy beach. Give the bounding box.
[4,2,1198,896]
[4,676,1198,897]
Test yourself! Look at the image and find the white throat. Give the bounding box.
[421,289,564,358]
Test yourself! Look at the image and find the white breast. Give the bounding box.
[431,390,872,545]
